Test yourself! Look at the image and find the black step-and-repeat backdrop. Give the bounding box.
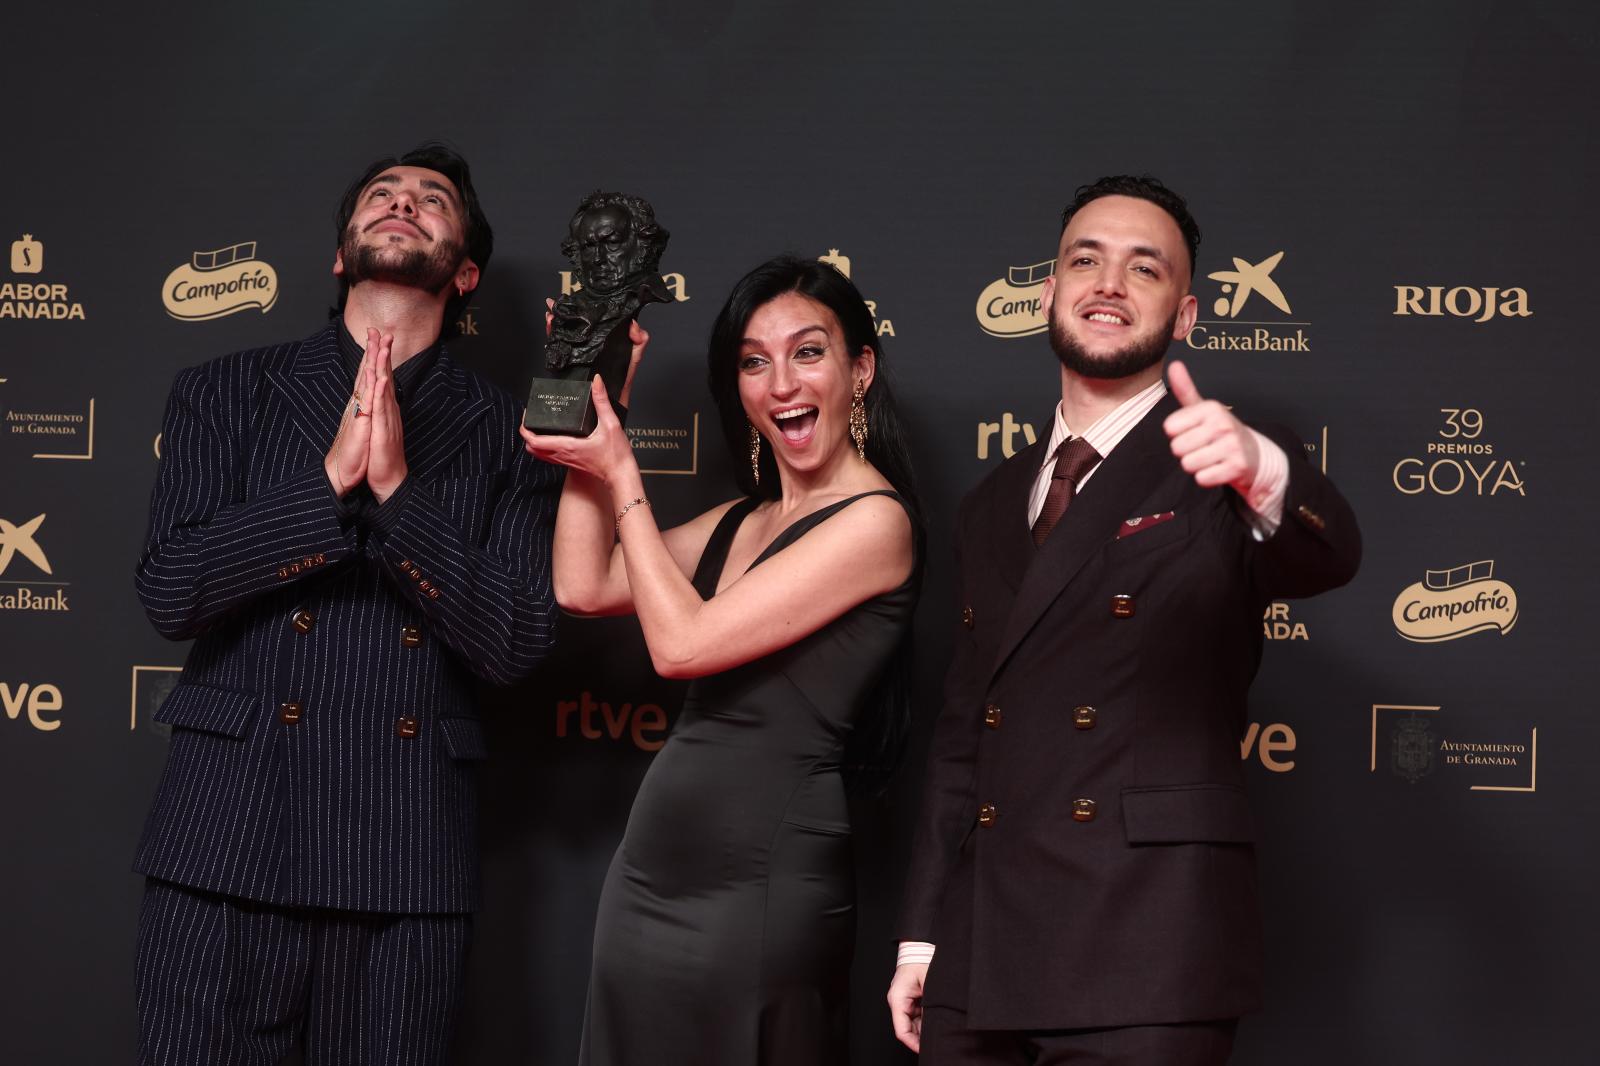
[3,3,1596,1063]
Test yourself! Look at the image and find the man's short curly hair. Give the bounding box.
[1060,175,1201,279]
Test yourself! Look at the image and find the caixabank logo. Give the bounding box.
[2,234,87,321]
[0,512,69,613]
[975,259,1053,338]
[1185,250,1310,353]
[162,241,278,321]
[1392,560,1517,642]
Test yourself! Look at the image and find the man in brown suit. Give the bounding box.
[887,175,1360,1064]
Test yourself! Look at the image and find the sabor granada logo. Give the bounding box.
[1186,249,1310,352]
[816,249,895,336]
[975,259,1053,338]
[1392,560,1517,642]
[163,241,279,321]
[2,233,87,321]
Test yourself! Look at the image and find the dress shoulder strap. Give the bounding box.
[747,489,914,572]
[690,497,761,600]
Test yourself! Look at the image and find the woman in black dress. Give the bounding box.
[521,256,922,1064]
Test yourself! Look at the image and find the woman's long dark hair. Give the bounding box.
[707,255,924,794]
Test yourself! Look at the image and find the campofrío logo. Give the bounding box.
[162,241,278,321]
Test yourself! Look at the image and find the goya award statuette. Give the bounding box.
[524,192,672,436]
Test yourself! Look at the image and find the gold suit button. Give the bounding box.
[401,625,422,648]
[395,716,420,739]
[1111,594,1135,619]
[978,803,997,828]
[1296,504,1326,532]
[279,701,303,725]
[427,588,441,600]
[962,606,975,629]
[983,704,1002,729]
[1073,705,1097,730]
[291,609,315,634]
[1072,798,1097,823]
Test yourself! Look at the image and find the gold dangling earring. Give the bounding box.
[849,379,868,463]
[748,422,762,486]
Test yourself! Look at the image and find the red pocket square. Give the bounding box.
[1116,511,1176,538]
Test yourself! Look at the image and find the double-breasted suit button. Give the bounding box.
[395,716,420,739]
[1110,594,1135,618]
[1072,705,1097,730]
[1296,504,1326,532]
[983,704,1002,729]
[978,803,997,827]
[1071,798,1097,822]
[291,609,315,634]
[962,606,975,629]
[400,625,422,648]
[279,701,303,725]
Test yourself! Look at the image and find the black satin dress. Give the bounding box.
[579,490,917,1065]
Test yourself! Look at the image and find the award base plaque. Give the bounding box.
[523,323,635,436]
[523,191,672,438]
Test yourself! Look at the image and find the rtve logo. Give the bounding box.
[2,682,62,731]
[1393,285,1531,322]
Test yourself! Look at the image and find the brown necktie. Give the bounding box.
[1031,436,1102,546]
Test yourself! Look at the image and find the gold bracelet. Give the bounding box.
[615,496,650,534]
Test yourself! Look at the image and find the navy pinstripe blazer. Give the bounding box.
[134,323,558,914]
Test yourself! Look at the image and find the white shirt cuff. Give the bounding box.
[1238,429,1289,539]
[898,941,936,966]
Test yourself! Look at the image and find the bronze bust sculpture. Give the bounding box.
[525,192,672,435]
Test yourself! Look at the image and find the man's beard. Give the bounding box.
[1048,307,1177,380]
[340,223,463,295]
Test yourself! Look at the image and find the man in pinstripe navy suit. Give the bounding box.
[133,144,559,1065]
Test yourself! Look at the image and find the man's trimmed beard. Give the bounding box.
[339,223,463,295]
[1048,306,1177,380]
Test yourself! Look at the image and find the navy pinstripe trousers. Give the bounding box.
[136,879,470,1066]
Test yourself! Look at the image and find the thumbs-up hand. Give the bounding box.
[1162,360,1261,490]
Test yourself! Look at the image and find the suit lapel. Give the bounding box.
[400,352,493,480]
[264,325,350,455]
[264,326,492,480]
[989,394,1179,681]
[987,437,1047,590]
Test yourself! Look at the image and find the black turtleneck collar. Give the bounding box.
[337,321,443,404]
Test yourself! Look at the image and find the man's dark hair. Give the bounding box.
[332,142,494,326]
[559,190,670,275]
[1060,174,1201,280]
